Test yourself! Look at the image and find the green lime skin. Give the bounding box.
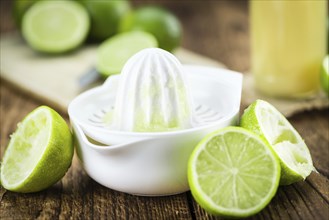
[79,0,131,41]
[320,56,329,97]
[119,6,182,52]
[13,0,40,28]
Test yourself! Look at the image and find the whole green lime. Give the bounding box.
[79,0,131,41]
[119,6,181,52]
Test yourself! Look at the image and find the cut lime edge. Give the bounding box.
[22,1,90,53]
[188,126,281,218]
[0,106,52,189]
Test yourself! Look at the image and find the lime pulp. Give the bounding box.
[22,0,90,53]
[188,126,280,218]
[96,31,158,77]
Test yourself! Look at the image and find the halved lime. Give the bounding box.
[320,55,329,96]
[0,106,73,193]
[188,127,280,218]
[22,0,90,53]
[240,100,315,185]
[96,31,158,77]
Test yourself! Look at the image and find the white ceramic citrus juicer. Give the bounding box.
[69,48,243,196]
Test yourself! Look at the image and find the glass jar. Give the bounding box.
[250,0,327,98]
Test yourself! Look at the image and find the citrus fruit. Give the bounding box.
[240,99,315,185]
[96,31,158,77]
[119,6,181,52]
[22,0,90,53]
[188,126,280,218]
[320,55,329,96]
[13,0,40,28]
[0,106,74,193]
[79,0,131,41]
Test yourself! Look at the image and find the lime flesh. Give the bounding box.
[0,106,73,193]
[22,0,90,53]
[188,126,280,218]
[96,31,158,77]
[241,99,315,185]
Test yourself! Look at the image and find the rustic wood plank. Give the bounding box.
[290,110,329,177]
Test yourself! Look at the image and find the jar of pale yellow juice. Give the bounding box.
[250,0,327,98]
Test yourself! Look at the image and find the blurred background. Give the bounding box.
[0,0,250,73]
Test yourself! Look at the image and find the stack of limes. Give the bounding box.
[16,1,182,51]
[15,0,182,76]
[95,5,182,77]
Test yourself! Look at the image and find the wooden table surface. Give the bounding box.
[1,1,328,219]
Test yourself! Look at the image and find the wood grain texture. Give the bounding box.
[1,0,329,219]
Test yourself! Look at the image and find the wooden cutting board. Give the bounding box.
[0,32,226,114]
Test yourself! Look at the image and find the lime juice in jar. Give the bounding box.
[250,0,327,98]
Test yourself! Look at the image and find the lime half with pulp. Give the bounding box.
[96,31,158,77]
[0,106,73,193]
[241,99,315,185]
[188,126,280,218]
[22,0,90,53]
